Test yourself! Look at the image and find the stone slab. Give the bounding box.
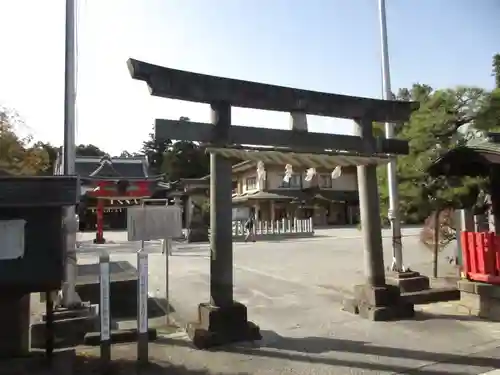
[401,287,461,305]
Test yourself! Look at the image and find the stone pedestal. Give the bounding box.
[187,302,261,349]
[386,271,430,293]
[342,284,415,321]
[187,223,209,243]
[93,235,106,244]
[458,279,500,321]
[0,294,30,358]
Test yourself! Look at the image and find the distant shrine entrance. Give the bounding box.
[128,58,418,349]
[64,155,164,243]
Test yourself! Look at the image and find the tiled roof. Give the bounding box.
[466,137,500,154]
[75,156,151,180]
[428,134,500,177]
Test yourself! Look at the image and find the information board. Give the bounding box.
[127,205,182,241]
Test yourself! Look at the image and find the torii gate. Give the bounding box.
[128,58,419,349]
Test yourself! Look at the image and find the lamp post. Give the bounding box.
[61,0,80,307]
[378,0,405,272]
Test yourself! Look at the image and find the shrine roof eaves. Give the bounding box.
[127,58,419,123]
[429,134,500,177]
[80,175,164,182]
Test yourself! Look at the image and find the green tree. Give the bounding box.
[38,142,59,175]
[378,84,489,224]
[118,150,140,158]
[141,127,171,174]
[0,106,50,175]
[76,144,106,157]
[161,140,210,181]
[493,53,500,89]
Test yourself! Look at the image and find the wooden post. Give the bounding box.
[95,198,105,244]
[490,166,500,235]
[353,118,386,287]
[455,209,474,275]
[209,101,234,308]
[45,290,54,362]
[432,210,440,278]
[99,252,111,367]
[165,242,170,324]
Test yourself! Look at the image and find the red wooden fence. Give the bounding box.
[460,231,500,284]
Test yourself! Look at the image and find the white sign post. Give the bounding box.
[137,249,149,364]
[164,238,171,325]
[127,201,182,363]
[99,252,111,364]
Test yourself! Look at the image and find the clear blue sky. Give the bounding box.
[0,0,498,155]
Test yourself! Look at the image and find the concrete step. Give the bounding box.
[42,305,97,322]
[401,287,460,305]
[31,314,98,349]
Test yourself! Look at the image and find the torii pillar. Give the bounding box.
[342,118,415,320]
[186,101,261,348]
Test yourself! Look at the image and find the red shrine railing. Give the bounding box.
[461,231,500,284]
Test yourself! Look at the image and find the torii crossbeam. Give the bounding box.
[128,58,419,349]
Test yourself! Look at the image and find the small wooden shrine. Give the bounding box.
[429,134,500,321]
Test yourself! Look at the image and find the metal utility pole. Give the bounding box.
[378,0,405,272]
[61,0,80,307]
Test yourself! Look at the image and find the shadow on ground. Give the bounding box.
[73,353,250,375]
[156,330,499,375]
[413,310,484,322]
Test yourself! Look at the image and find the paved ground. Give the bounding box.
[74,228,500,374]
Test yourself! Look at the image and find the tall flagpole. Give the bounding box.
[61,0,80,307]
[378,0,405,272]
